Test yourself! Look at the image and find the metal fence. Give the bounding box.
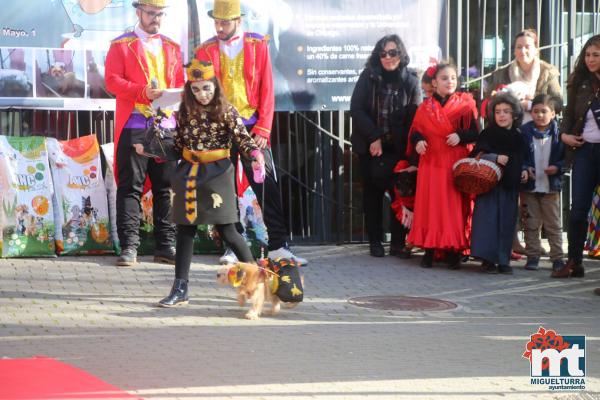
[2,1,600,244]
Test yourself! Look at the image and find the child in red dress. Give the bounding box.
[407,62,479,269]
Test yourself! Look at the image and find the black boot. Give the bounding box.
[369,241,385,257]
[154,246,176,265]
[158,279,189,307]
[421,249,434,268]
[446,251,461,270]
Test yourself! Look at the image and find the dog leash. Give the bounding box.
[258,264,278,277]
[258,147,267,262]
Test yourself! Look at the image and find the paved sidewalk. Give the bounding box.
[0,245,599,399]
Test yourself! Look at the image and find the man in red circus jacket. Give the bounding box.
[195,0,307,266]
[105,0,184,267]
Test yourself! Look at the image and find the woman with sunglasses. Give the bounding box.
[350,34,421,258]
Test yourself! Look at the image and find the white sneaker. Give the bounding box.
[268,245,308,266]
[219,248,238,265]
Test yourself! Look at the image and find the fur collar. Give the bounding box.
[508,58,540,99]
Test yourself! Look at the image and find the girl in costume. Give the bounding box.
[486,29,562,256]
[470,93,527,274]
[407,62,478,269]
[157,59,265,307]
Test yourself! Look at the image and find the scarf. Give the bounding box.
[530,126,552,139]
[507,58,540,99]
[521,120,558,141]
[407,92,478,157]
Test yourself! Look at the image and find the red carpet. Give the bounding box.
[0,356,142,399]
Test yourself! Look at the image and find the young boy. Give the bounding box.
[520,94,565,271]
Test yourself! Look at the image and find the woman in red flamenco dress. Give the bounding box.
[407,63,479,269]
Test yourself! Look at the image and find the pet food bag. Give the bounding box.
[0,135,56,257]
[47,135,112,255]
[100,143,120,254]
[193,224,222,254]
[138,189,155,255]
[141,194,223,255]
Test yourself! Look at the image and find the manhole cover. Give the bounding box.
[348,295,457,311]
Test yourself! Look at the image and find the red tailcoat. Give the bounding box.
[105,31,184,151]
[195,33,274,141]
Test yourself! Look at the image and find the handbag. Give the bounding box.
[142,113,177,161]
[143,125,177,161]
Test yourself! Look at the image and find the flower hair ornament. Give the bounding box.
[425,65,437,78]
[185,59,215,82]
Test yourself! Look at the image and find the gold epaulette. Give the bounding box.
[195,38,218,52]
[245,34,270,44]
[111,34,137,44]
[161,35,181,48]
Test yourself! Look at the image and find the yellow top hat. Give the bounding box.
[186,59,215,82]
[132,0,167,8]
[208,0,244,20]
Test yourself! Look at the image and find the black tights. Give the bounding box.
[175,224,254,280]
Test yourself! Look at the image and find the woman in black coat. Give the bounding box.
[350,34,421,257]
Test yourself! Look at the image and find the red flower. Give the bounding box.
[522,326,570,371]
[426,65,437,78]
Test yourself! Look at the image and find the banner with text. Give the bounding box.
[196,0,445,111]
[0,0,188,110]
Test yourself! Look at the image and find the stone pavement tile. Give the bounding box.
[130,378,600,399]
[0,245,599,399]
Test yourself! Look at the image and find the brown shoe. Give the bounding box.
[550,259,581,278]
[594,288,600,296]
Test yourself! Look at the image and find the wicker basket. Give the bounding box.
[452,157,503,195]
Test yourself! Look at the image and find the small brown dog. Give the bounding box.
[217,262,301,320]
[49,63,82,95]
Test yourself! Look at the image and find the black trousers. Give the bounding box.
[359,153,407,248]
[231,129,289,251]
[116,128,176,251]
[175,224,253,281]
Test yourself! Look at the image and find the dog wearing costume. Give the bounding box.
[217,259,303,320]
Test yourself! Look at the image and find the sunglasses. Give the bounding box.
[379,49,399,58]
[139,8,166,19]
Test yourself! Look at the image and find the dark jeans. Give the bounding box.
[568,142,600,263]
[116,128,176,251]
[359,153,407,248]
[231,132,289,251]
